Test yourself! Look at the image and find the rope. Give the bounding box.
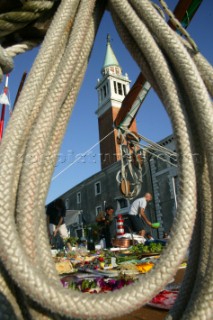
[117,127,177,198]
[0,46,14,81]
[116,134,143,199]
[116,2,212,319]
[0,0,212,319]
[178,35,213,96]
[134,141,177,168]
[0,1,55,38]
[0,0,58,81]
[158,0,199,52]
[0,40,40,82]
[52,129,115,181]
[132,131,177,157]
[5,40,41,57]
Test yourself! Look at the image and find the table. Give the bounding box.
[113,268,185,320]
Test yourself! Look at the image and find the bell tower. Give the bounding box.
[96,34,137,169]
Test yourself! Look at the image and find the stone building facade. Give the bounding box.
[56,134,177,238]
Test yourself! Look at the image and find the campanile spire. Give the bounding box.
[95,35,137,169]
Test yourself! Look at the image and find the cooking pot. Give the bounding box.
[112,238,134,248]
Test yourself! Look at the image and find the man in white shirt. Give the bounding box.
[128,193,159,236]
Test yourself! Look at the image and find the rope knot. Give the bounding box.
[0,46,14,81]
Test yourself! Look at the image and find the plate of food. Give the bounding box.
[96,269,120,277]
[147,289,179,310]
[141,252,160,257]
[55,260,75,275]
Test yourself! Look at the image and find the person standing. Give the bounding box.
[46,198,69,246]
[96,205,115,248]
[127,193,159,236]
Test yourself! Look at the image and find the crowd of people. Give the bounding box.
[95,192,161,248]
[46,192,164,250]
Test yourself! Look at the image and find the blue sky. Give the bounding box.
[0,0,212,204]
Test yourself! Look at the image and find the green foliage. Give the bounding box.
[149,242,162,253]
[64,236,78,246]
[130,242,163,255]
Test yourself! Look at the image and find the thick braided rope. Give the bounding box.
[0,1,55,37]
[169,159,212,320]
[0,262,25,320]
[171,33,213,97]
[15,6,80,268]
[4,0,81,279]
[158,0,198,51]
[0,0,212,319]
[108,0,198,304]
[16,0,105,286]
[0,1,58,81]
[181,40,213,96]
[0,0,196,318]
[0,46,14,81]
[129,1,213,318]
[0,0,199,318]
[127,1,213,318]
[0,0,81,318]
[34,1,105,288]
[0,41,40,82]
[5,41,41,57]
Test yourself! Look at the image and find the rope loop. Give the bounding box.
[117,128,143,199]
[0,0,55,38]
[0,0,212,319]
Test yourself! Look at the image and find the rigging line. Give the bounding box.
[130,136,176,157]
[119,141,177,168]
[128,140,177,167]
[52,128,115,181]
[120,126,176,156]
[136,133,176,156]
[143,147,177,167]
[138,141,176,158]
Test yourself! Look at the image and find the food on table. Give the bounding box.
[148,289,179,310]
[130,242,163,255]
[135,262,154,273]
[55,260,74,274]
[118,263,139,272]
[67,275,136,293]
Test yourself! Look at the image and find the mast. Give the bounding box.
[13,71,27,111]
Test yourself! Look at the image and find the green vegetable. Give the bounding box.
[149,242,163,253]
[116,255,139,263]
[142,245,149,253]
[129,242,163,255]
[68,282,77,290]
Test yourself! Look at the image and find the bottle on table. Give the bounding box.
[87,227,95,251]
